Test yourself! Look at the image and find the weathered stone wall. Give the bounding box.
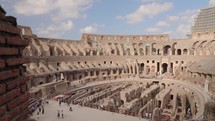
[0,6,29,121]
[204,101,215,121]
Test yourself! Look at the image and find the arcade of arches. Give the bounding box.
[20,26,215,121]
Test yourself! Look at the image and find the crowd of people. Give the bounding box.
[31,95,74,120]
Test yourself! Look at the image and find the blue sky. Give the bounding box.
[1,0,214,40]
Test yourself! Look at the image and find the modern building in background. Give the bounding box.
[192,6,215,33]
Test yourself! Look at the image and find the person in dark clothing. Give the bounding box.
[57,110,60,119]
[69,107,73,111]
[42,107,44,114]
[61,110,64,118]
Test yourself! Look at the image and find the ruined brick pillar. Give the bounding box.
[0,6,29,121]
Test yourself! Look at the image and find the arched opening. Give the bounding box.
[135,65,137,74]
[111,49,115,55]
[140,48,144,55]
[126,48,131,55]
[134,48,138,55]
[161,83,166,89]
[152,43,156,55]
[114,43,120,55]
[158,100,161,108]
[133,43,138,55]
[146,65,150,75]
[139,63,144,75]
[183,49,188,55]
[130,66,133,73]
[151,66,155,72]
[163,45,171,55]
[50,46,55,56]
[157,49,161,55]
[193,41,199,48]
[172,43,177,55]
[177,49,181,55]
[162,63,168,74]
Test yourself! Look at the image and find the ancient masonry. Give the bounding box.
[0,6,29,121]
[19,6,215,121]
[0,5,215,121]
[23,30,215,120]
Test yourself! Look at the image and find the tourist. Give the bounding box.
[61,110,64,118]
[39,106,41,112]
[37,110,40,115]
[100,104,104,110]
[57,110,60,119]
[59,101,61,106]
[69,106,73,111]
[42,107,44,114]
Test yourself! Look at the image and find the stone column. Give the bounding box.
[204,80,209,92]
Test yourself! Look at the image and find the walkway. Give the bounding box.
[30,100,149,121]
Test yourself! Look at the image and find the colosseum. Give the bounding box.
[0,4,215,121]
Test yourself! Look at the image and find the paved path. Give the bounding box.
[30,100,149,121]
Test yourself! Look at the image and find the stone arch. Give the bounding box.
[177,49,181,55]
[151,66,155,72]
[208,40,215,55]
[139,43,144,55]
[50,46,55,56]
[140,48,144,55]
[183,49,188,55]
[133,43,138,55]
[139,63,144,74]
[193,41,199,49]
[198,40,207,48]
[161,83,166,89]
[172,42,177,55]
[208,40,215,48]
[163,45,171,55]
[114,43,120,55]
[151,43,157,55]
[146,65,150,75]
[162,63,168,74]
[126,48,131,55]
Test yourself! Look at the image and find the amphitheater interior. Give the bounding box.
[18,24,215,121]
[0,5,215,121]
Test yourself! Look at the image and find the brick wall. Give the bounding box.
[0,6,29,121]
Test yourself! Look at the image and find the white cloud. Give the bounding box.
[178,9,197,24]
[14,0,54,16]
[156,21,170,27]
[116,2,172,24]
[14,0,94,38]
[158,9,197,37]
[14,0,93,21]
[173,9,197,36]
[36,20,73,37]
[166,16,179,22]
[80,26,97,33]
[209,0,215,7]
[146,27,160,33]
[176,24,190,35]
